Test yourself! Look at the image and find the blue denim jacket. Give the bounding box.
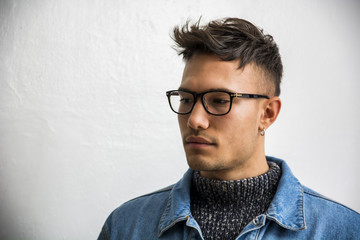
[98,157,360,239]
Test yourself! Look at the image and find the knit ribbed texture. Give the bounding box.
[190,161,281,240]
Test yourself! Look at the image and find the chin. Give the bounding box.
[186,156,221,172]
[186,157,207,171]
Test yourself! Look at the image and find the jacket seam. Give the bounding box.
[303,187,360,214]
[119,185,174,207]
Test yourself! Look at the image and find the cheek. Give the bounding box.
[219,111,259,143]
[178,116,188,135]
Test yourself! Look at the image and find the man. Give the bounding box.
[98,18,360,239]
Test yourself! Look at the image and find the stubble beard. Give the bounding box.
[185,150,227,172]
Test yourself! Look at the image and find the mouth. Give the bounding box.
[185,136,215,148]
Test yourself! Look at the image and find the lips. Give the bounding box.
[185,136,214,147]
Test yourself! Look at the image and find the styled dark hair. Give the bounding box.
[172,18,283,96]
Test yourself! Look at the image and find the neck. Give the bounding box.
[200,153,269,181]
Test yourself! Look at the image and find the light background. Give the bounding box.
[0,0,359,239]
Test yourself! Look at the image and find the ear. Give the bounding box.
[260,97,281,130]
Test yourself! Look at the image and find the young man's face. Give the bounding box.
[178,54,270,180]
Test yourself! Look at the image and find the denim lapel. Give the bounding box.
[265,157,306,230]
[158,169,194,237]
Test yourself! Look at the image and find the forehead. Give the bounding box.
[180,54,264,93]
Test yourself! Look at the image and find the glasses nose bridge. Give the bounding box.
[192,92,207,112]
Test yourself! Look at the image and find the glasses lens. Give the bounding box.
[169,91,194,114]
[203,91,231,115]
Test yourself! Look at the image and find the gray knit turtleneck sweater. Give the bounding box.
[190,161,281,240]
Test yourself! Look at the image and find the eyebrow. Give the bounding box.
[177,87,234,93]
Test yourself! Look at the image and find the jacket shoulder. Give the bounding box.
[123,184,174,205]
[98,185,175,239]
[302,185,359,216]
[268,185,360,239]
[301,184,360,238]
[114,184,174,215]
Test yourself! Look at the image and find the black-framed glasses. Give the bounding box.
[166,89,269,116]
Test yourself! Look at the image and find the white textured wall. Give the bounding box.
[0,0,359,239]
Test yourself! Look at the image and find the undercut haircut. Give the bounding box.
[172,18,283,96]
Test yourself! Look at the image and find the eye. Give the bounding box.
[212,98,230,105]
[180,97,193,104]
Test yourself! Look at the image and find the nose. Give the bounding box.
[187,100,210,130]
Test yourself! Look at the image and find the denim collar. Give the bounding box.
[158,157,306,237]
[158,169,193,237]
[265,157,306,230]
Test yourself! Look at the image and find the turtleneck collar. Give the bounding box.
[191,161,281,206]
[190,161,282,240]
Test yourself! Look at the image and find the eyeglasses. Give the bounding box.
[166,89,270,116]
